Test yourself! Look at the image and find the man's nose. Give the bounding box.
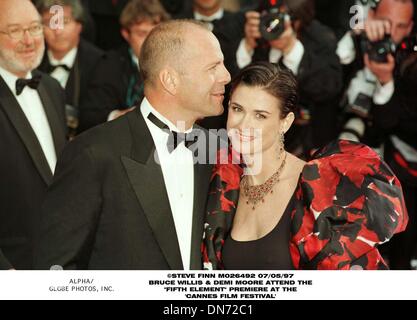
[220,64,231,85]
[21,30,35,45]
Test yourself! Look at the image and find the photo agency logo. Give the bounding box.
[350,4,367,30]
[50,265,64,271]
[152,121,263,175]
[349,0,380,30]
[48,5,64,30]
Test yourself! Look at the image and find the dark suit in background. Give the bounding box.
[35,108,215,269]
[82,0,129,50]
[0,71,67,270]
[38,38,104,135]
[176,9,245,78]
[315,0,356,40]
[78,45,143,132]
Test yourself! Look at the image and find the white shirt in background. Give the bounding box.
[47,46,78,88]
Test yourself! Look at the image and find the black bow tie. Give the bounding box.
[50,64,71,72]
[147,113,198,153]
[15,75,42,95]
[198,19,217,30]
[198,17,219,23]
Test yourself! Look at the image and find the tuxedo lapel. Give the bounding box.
[121,109,183,269]
[65,62,76,105]
[36,73,67,156]
[190,160,213,270]
[188,128,216,269]
[64,48,81,107]
[0,76,53,185]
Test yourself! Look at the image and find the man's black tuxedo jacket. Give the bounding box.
[35,108,216,269]
[0,70,67,270]
[38,39,104,114]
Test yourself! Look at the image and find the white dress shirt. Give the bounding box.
[347,67,395,106]
[0,66,57,173]
[236,38,305,75]
[47,46,78,88]
[337,31,356,65]
[373,80,394,105]
[140,98,195,270]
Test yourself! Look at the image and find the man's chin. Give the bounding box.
[3,63,36,77]
[194,103,224,120]
[211,104,224,117]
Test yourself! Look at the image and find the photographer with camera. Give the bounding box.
[339,0,414,146]
[338,0,416,269]
[237,0,342,155]
[372,52,417,270]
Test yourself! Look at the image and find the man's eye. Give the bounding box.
[9,28,21,34]
[256,113,266,119]
[231,106,241,112]
[30,25,42,33]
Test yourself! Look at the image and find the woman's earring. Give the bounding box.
[278,131,285,158]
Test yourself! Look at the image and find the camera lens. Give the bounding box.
[365,35,396,63]
[260,11,286,41]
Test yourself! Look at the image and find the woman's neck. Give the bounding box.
[244,147,285,185]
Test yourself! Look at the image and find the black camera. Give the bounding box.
[258,0,288,41]
[362,34,396,63]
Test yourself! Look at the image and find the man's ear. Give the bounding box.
[121,28,130,42]
[75,21,83,35]
[159,68,178,95]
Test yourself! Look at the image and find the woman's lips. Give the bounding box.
[237,132,255,142]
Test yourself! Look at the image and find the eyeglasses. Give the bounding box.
[0,23,43,40]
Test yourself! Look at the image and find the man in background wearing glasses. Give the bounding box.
[0,0,67,270]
